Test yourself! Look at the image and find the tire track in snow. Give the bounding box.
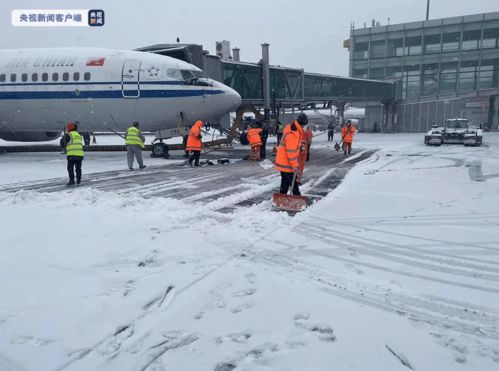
[310,215,499,254]
[248,250,499,342]
[295,226,499,294]
[298,223,499,276]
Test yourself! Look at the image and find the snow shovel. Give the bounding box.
[272,172,308,212]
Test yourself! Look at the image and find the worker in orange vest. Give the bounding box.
[294,114,307,183]
[274,122,301,195]
[186,120,203,166]
[341,120,356,155]
[304,124,313,161]
[246,123,263,161]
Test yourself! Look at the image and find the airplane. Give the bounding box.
[0,47,242,155]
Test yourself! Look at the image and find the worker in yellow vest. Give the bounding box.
[125,122,146,170]
[60,122,84,186]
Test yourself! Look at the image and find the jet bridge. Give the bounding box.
[137,43,399,136]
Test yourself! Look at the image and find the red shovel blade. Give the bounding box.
[272,193,308,212]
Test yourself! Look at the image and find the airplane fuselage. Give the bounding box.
[0,48,241,137]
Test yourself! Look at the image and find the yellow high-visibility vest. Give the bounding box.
[66,131,84,157]
[125,127,144,148]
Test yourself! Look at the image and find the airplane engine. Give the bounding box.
[0,131,62,142]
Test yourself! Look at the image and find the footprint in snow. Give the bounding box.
[294,318,337,343]
[150,227,161,240]
[137,249,159,267]
[293,312,310,321]
[231,287,256,297]
[215,332,251,345]
[11,336,53,346]
[309,325,337,342]
[194,291,227,319]
[102,324,135,358]
[214,362,237,371]
[230,300,253,314]
[123,279,136,296]
[245,273,256,284]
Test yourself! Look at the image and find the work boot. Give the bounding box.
[66,180,75,186]
[139,165,147,169]
[129,168,133,171]
[76,179,81,185]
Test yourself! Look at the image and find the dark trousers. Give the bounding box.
[280,172,301,196]
[306,144,311,161]
[328,131,334,141]
[276,133,283,145]
[67,156,83,183]
[260,140,267,160]
[188,150,201,166]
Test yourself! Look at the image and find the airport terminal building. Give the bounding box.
[348,12,499,132]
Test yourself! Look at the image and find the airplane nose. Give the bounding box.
[211,81,241,113]
[223,85,242,112]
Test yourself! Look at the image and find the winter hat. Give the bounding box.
[67,122,76,131]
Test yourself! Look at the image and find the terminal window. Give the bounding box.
[483,25,499,48]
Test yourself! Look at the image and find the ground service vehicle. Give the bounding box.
[424,118,482,146]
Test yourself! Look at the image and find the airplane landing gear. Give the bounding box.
[151,140,169,159]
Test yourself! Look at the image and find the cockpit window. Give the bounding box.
[167,68,182,80]
[192,70,208,79]
[180,69,211,86]
[180,70,209,80]
[180,70,195,80]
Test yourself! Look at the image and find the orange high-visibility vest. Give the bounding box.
[341,125,356,143]
[247,127,262,146]
[274,125,300,173]
[186,121,203,151]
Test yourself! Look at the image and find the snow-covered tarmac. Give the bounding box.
[1,133,499,370]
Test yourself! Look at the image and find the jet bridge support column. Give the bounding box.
[261,43,271,122]
[335,101,346,127]
[382,100,397,132]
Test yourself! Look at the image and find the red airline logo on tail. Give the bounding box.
[86,57,105,66]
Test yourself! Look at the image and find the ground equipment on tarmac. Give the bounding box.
[424,118,483,146]
[272,172,308,212]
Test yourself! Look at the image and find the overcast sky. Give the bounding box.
[1,0,498,76]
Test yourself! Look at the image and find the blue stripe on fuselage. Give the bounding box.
[0,80,184,87]
[0,89,225,100]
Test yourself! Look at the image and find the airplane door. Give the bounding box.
[122,60,141,98]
